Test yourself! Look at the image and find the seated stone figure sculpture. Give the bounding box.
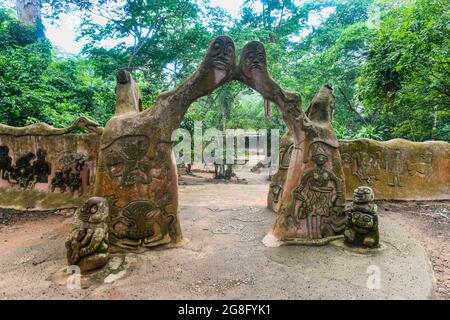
[66,197,110,273]
[344,186,379,248]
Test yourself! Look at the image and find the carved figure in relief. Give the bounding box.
[387,150,404,187]
[292,144,345,239]
[407,151,433,177]
[0,146,12,179]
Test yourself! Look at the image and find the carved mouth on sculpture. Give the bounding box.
[212,58,231,71]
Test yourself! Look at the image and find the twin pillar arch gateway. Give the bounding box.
[93,36,346,252]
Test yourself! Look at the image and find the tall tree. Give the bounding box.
[358,0,450,141]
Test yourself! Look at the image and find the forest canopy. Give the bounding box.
[0,0,448,142]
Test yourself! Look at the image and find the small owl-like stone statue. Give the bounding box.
[66,197,109,273]
[344,186,379,248]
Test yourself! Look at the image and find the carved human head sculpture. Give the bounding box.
[352,186,375,204]
[78,197,109,224]
[116,69,131,84]
[239,41,267,79]
[198,35,236,90]
[208,36,236,71]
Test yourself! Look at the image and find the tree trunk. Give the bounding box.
[16,0,41,26]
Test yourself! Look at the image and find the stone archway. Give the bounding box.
[94,36,346,252]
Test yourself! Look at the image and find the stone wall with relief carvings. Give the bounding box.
[0,133,100,210]
[340,138,450,201]
[268,133,450,213]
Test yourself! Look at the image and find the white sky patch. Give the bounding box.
[1,0,334,54]
[44,13,87,54]
[210,0,245,18]
[289,6,336,43]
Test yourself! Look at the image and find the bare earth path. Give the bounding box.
[0,169,446,300]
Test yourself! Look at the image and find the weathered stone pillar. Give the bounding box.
[94,36,236,251]
[234,41,346,244]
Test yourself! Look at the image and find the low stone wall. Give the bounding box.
[340,138,450,201]
[268,133,450,212]
[0,132,100,210]
[0,125,448,211]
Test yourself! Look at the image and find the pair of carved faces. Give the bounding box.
[202,37,268,86]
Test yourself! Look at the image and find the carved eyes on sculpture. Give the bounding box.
[353,187,374,202]
[89,204,98,214]
[81,203,97,215]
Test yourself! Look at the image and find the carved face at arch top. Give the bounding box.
[206,36,236,73]
[311,145,329,166]
[240,41,267,78]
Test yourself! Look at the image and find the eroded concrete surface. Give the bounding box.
[0,169,439,300]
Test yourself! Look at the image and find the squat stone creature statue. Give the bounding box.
[344,186,379,248]
[66,197,110,273]
[95,36,236,251]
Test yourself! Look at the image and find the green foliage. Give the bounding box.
[358,0,450,141]
[0,8,114,127]
[0,0,448,143]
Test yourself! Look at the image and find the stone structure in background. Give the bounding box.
[66,197,110,273]
[233,41,346,244]
[340,139,450,200]
[0,117,101,210]
[344,186,379,248]
[95,36,236,251]
[268,134,450,211]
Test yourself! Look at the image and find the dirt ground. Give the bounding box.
[376,201,449,299]
[0,166,447,300]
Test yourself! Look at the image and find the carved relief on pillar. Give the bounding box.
[273,143,346,244]
[268,131,294,211]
